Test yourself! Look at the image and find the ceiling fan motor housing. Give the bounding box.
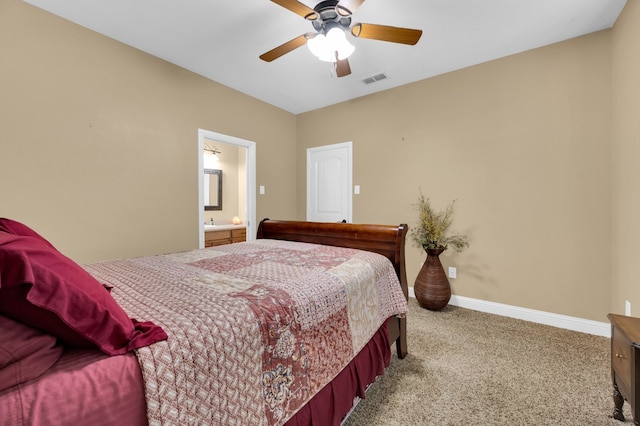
[308,0,352,33]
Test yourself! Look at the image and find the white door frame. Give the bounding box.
[198,129,256,248]
[306,141,353,223]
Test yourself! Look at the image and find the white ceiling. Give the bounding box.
[24,0,627,114]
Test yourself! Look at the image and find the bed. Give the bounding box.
[0,218,408,426]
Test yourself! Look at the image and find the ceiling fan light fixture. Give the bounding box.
[307,27,355,62]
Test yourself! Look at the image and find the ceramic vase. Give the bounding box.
[414,247,450,311]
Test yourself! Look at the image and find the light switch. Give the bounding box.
[448,267,457,279]
[354,185,360,195]
[259,185,265,195]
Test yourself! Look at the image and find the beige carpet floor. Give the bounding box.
[343,298,633,426]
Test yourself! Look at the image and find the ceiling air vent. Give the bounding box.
[362,73,388,85]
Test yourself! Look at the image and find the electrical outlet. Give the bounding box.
[626,300,631,316]
[448,267,457,279]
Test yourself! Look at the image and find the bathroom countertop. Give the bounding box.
[204,224,245,231]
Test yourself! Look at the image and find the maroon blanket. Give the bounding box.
[85,239,408,426]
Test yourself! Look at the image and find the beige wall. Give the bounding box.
[0,0,297,263]
[612,0,640,317]
[297,31,613,322]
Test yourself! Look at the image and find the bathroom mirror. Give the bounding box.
[204,169,222,211]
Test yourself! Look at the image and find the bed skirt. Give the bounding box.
[285,318,391,425]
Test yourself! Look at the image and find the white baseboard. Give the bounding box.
[408,288,610,337]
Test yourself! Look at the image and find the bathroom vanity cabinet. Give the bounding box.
[204,226,246,247]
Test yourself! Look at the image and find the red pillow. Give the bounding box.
[0,314,64,392]
[0,218,55,248]
[0,229,167,356]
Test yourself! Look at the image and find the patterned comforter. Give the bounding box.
[85,239,408,426]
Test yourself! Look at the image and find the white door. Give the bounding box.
[307,142,352,223]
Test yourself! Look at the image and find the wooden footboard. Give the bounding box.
[256,219,408,358]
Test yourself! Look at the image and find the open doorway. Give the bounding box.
[198,129,256,248]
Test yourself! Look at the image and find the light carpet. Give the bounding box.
[343,298,633,426]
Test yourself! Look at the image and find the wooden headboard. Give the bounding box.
[256,219,408,300]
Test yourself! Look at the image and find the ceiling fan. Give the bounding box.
[259,0,423,77]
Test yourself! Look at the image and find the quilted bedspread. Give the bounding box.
[84,239,408,426]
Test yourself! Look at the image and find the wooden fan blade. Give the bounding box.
[271,0,318,20]
[336,0,365,16]
[351,23,422,45]
[259,34,308,62]
[335,57,351,77]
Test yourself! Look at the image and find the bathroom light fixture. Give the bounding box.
[203,144,221,169]
[204,144,221,156]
